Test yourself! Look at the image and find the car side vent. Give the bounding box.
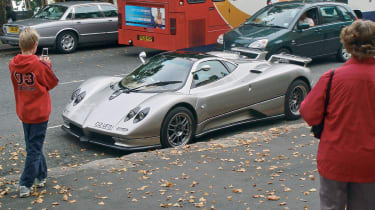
[250,70,262,74]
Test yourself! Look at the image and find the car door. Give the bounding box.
[190,60,248,124]
[98,4,118,42]
[319,5,355,55]
[71,4,106,43]
[290,7,325,57]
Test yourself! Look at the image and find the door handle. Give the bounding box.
[209,7,214,10]
[75,21,81,24]
[314,29,321,32]
[248,85,252,92]
[108,19,113,22]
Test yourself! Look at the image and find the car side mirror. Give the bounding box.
[297,23,310,30]
[199,65,211,72]
[139,51,146,64]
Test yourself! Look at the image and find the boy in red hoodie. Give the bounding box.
[9,27,59,197]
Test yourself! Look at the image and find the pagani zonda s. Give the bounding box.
[62,48,312,150]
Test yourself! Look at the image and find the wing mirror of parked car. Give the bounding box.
[297,23,310,30]
[139,51,147,64]
[199,65,211,72]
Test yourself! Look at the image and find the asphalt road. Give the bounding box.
[0,44,343,179]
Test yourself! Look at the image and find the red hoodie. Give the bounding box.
[9,54,58,124]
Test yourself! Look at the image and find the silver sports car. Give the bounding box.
[62,48,312,150]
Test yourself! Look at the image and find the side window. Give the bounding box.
[212,0,225,2]
[298,8,319,27]
[74,5,103,19]
[337,6,355,21]
[319,6,341,24]
[187,0,206,3]
[101,5,118,17]
[223,61,237,72]
[193,60,230,88]
[66,12,73,19]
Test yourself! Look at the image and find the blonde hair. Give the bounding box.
[19,27,39,51]
[340,20,375,60]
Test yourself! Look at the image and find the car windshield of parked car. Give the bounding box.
[34,5,67,20]
[120,55,194,92]
[245,4,302,28]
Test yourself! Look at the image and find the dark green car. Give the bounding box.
[218,1,357,62]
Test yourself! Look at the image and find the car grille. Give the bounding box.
[70,123,84,136]
[89,132,115,145]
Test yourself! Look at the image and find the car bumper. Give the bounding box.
[0,35,55,47]
[61,123,161,151]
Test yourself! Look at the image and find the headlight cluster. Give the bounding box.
[71,88,86,106]
[249,39,268,49]
[125,107,150,123]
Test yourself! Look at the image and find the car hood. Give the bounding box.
[65,84,159,129]
[224,25,287,48]
[8,18,54,27]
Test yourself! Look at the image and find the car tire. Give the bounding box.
[336,45,351,62]
[160,107,195,148]
[276,48,291,54]
[56,31,77,54]
[284,79,310,120]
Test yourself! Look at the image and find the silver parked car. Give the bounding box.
[62,48,312,151]
[1,1,118,53]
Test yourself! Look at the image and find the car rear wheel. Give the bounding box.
[160,107,195,148]
[336,45,351,62]
[57,31,77,54]
[285,80,309,120]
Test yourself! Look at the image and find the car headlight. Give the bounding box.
[71,88,81,101]
[124,106,140,122]
[217,34,224,45]
[73,91,86,106]
[134,107,150,123]
[248,39,268,49]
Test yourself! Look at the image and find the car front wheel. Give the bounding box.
[336,45,351,62]
[284,80,309,120]
[160,107,195,148]
[57,31,77,54]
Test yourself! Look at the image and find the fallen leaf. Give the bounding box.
[62,194,68,201]
[232,188,243,193]
[98,201,105,205]
[267,195,280,201]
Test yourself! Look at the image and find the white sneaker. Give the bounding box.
[34,178,47,188]
[19,185,31,198]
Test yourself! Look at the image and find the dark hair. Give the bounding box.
[341,20,375,60]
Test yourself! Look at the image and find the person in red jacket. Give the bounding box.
[300,20,375,209]
[9,27,58,198]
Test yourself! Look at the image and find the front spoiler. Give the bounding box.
[61,125,161,151]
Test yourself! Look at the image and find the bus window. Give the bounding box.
[187,0,206,3]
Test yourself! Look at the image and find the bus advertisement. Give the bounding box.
[117,0,374,51]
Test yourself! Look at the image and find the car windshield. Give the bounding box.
[34,5,67,20]
[245,4,302,28]
[119,54,194,92]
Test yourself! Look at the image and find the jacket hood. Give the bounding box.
[9,54,39,73]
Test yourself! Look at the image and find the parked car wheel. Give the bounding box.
[277,48,291,54]
[57,31,78,54]
[160,107,195,148]
[336,45,351,62]
[284,80,309,120]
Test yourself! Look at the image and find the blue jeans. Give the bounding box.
[19,121,48,188]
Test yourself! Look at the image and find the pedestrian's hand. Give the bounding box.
[40,56,51,64]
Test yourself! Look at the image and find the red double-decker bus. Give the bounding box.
[117,0,249,51]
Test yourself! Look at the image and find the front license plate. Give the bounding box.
[138,35,153,42]
[8,26,19,34]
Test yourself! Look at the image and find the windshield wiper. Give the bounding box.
[244,22,264,26]
[123,81,182,93]
[266,24,286,29]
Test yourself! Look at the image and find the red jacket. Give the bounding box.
[9,54,58,124]
[300,57,375,183]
